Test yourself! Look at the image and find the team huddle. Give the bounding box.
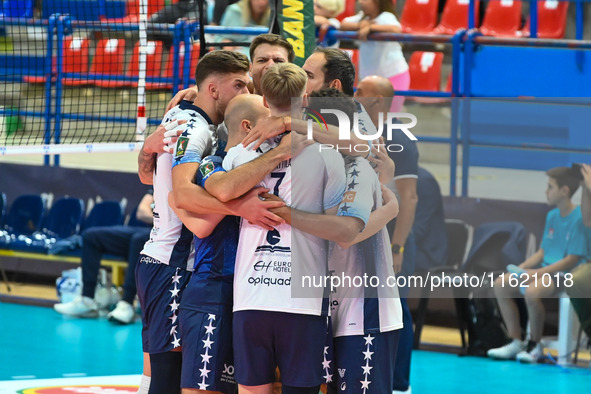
[136,34,404,394]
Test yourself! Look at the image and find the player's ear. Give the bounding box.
[329,79,342,91]
[209,82,218,100]
[241,119,252,133]
[262,95,269,109]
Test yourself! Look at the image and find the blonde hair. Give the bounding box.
[316,0,345,16]
[260,63,307,109]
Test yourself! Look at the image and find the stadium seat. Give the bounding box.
[0,192,6,226]
[91,39,127,88]
[41,197,85,239]
[400,0,439,34]
[519,0,568,39]
[433,0,480,35]
[23,37,90,85]
[100,0,166,23]
[479,0,523,37]
[127,41,164,88]
[83,200,125,230]
[337,0,357,21]
[2,194,46,236]
[409,51,444,92]
[0,0,34,18]
[147,42,200,90]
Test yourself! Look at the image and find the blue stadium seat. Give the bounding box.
[0,0,34,18]
[83,200,125,230]
[0,192,6,226]
[3,194,46,236]
[42,197,85,239]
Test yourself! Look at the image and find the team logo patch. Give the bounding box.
[342,191,356,203]
[175,136,189,158]
[19,385,138,393]
[199,161,215,178]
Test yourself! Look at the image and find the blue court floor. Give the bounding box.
[0,302,589,393]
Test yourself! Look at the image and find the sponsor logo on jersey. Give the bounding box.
[175,137,189,158]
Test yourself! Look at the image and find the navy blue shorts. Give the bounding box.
[327,329,401,394]
[233,310,330,387]
[136,256,191,354]
[179,307,236,393]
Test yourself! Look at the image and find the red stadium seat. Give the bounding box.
[100,0,166,23]
[433,0,480,35]
[409,51,444,91]
[338,0,357,21]
[127,41,164,88]
[400,0,439,34]
[23,37,89,84]
[519,1,568,38]
[479,0,523,37]
[408,51,446,103]
[147,42,200,90]
[91,39,127,88]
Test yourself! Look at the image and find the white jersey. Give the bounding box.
[329,156,403,337]
[225,138,346,316]
[140,101,216,269]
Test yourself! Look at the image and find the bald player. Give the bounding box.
[355,75,419,394]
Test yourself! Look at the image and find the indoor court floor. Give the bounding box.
[0,301,589,394]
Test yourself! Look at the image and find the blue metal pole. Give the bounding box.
[182,22,194,89]
[461,30,480,197]
[468,0,475,29]
[530,0,538,38]
[449,30,464,197]
[53,16,67,167]
[43,15,57,166]
[171,21,184,97]
[576,0,585,70]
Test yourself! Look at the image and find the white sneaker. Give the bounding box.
[54,295,98,318]
[107,300,135,324]
[516,342,544,364]
[487,339,526,360]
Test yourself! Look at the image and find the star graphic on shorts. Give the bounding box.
[169,299,180,312]
[347,180,358,191]
[361,364,373,375]
[324,346,329,355]
[360,378,371,390]
[208,314,216,321]
[363,334,374,346]
[202,337,214,349]
[198,382,209,390]
[322,359,331,370]
[201,350,212,364]
[204,321,216,335]
[362,349,374,360]
[172,272,182,284]
[199,366,211,378]
[169,285,180,298]
[170,325,178,336]
[169,313,178,324]
[171,336,181,348]
[349,169,360,177]
[324,373,333,383]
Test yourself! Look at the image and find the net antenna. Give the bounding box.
[136,0,148,143]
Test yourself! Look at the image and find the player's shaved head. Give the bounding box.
[357,75,395,99]
[224,95,269,138]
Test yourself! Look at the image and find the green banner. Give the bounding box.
[272,0,316,67]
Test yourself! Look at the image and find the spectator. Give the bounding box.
[218,0,271,56]
[53,192,154,325]
[414,167,449,272]
[566,163,591,339]
[211,0,240,25]
[488,167,589,363]
[341,0,410,112]
[314,0,345,47]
